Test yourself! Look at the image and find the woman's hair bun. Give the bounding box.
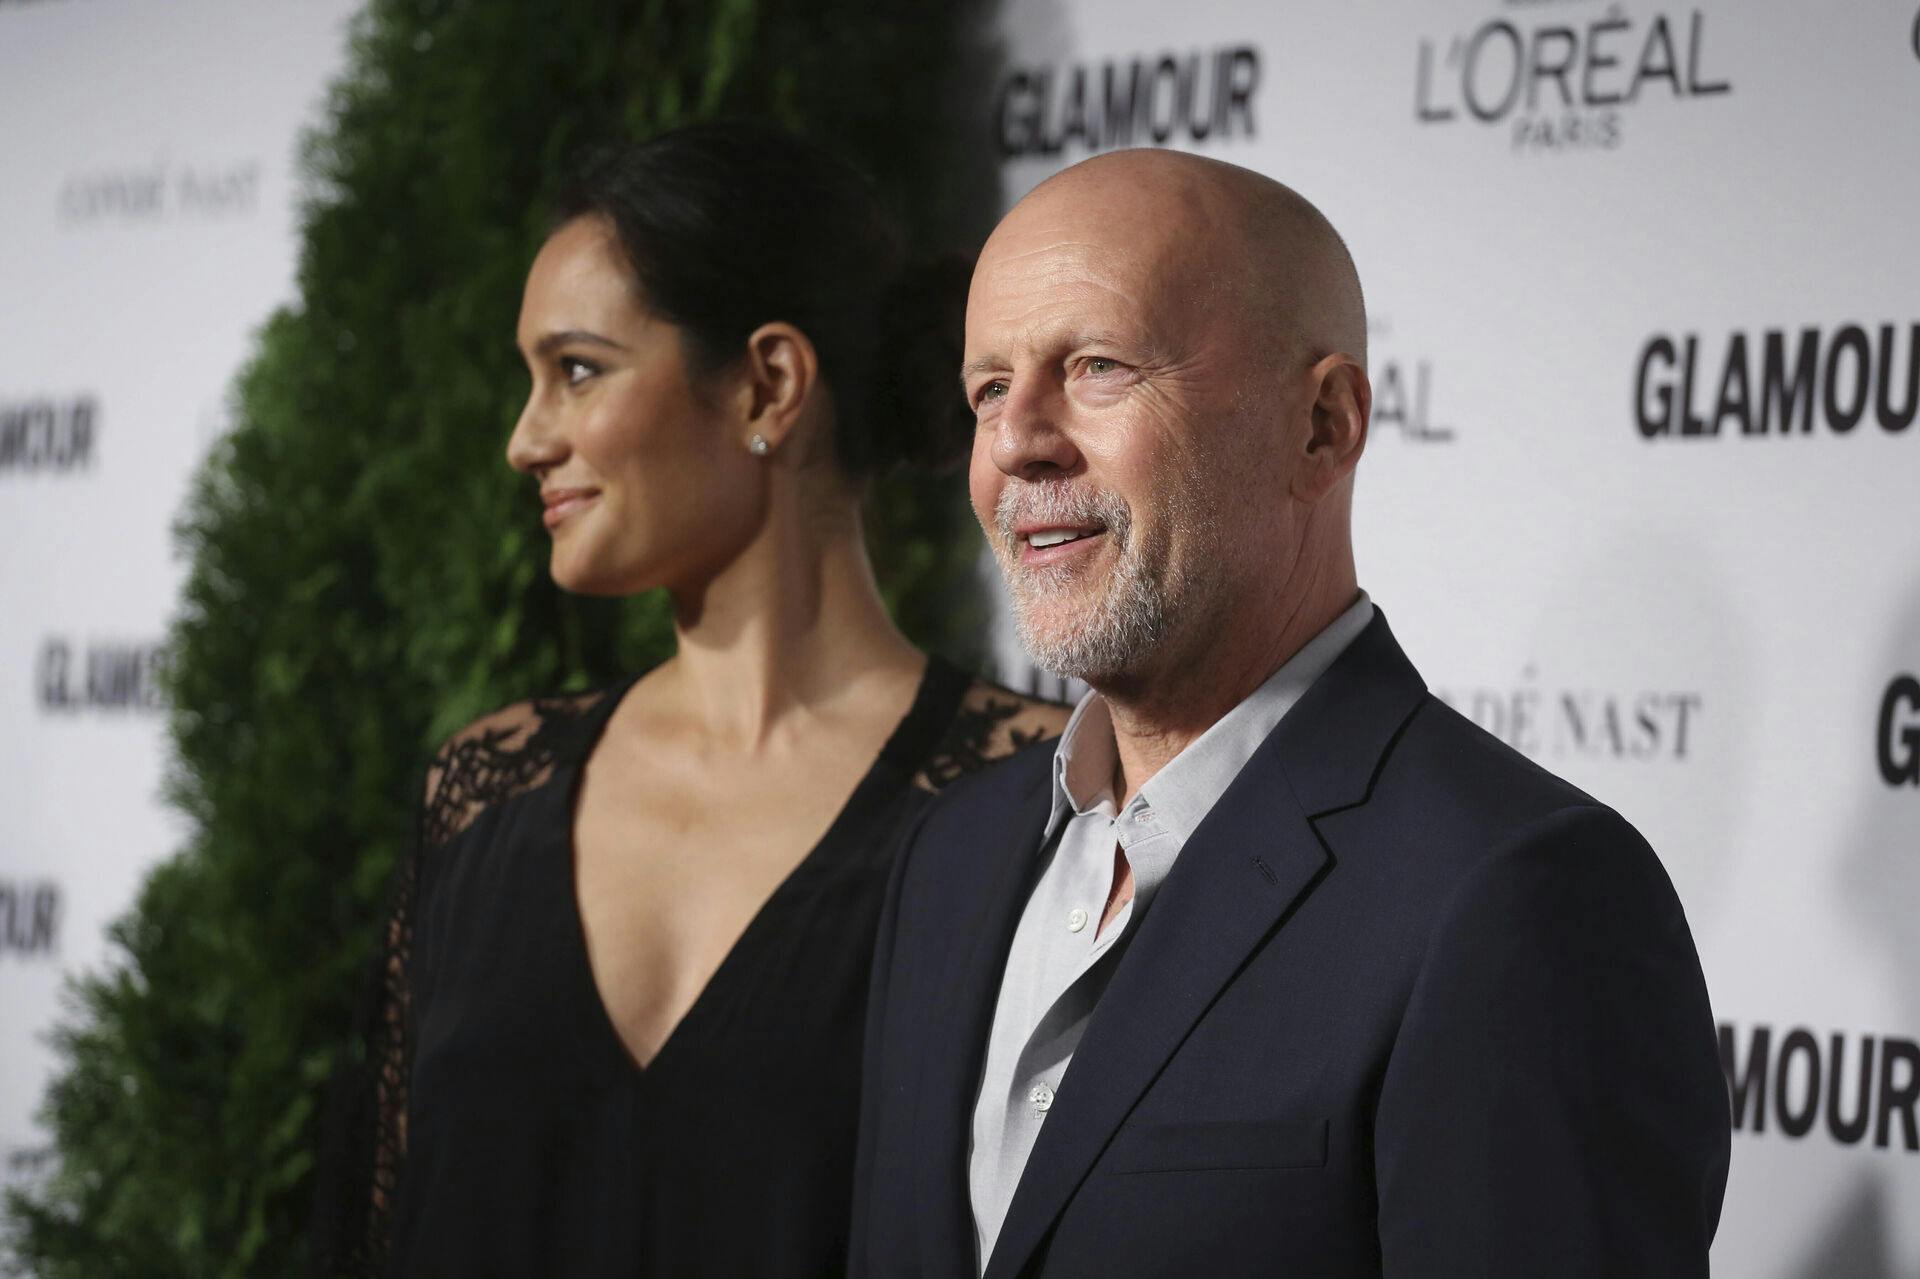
[865,251,976,475]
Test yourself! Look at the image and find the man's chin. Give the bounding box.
[1008,595,1091,649]
[1007,563,1109,607]
[1014,619,1139,685]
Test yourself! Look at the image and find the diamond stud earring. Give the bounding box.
[748,434,770,457]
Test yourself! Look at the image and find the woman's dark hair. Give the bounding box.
[550,121,972,476]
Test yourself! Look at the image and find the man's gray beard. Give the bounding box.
[994,482,1175,683]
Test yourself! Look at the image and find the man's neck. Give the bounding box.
[1098,578,1359,805]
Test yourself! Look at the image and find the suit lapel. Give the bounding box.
[981,746,1329,1279]
[981,612,1427,1279]
[914,757,1056,1278]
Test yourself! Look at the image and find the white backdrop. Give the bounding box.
[0,0,360,1208]
[1,0,1915,1273]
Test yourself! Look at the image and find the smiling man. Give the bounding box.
[850,149,1731,1279]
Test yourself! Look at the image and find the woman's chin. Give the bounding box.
[549,548,662,599]
[550,553,623,598]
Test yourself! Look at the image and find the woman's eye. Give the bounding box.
[559,356,597,385]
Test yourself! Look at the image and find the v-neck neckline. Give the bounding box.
[555,655,968,1080]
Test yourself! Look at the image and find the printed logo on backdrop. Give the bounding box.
[1721,1023,1920,1154]
[0,881,61,961]
[1369,318,1458,444]
[997,47,1260,160]
[0,396,97,475]
[36,638,168,714]
[1415,5,1730,154]
[1881,675,1920,786]
[57,158,260,226]
[1635,322,1919,439]
[1436,668,1701,760]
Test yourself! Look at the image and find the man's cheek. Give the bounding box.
[967,458,1001,534]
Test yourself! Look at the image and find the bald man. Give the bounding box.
[850,151,1730,1279]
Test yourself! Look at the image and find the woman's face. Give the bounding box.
[509,216,762,596]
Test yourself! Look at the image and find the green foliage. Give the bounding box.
[3,1,998,1273]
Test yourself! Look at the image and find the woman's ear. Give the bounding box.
[1293,351,1369,502]
[735,322,819,457]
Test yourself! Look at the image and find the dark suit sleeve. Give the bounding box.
[849,801,935,1279]
[1374,804,1731,1277]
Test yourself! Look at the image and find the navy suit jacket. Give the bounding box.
[851,613,1730,1278]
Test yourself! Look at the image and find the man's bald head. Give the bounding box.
[989,149,1367,372]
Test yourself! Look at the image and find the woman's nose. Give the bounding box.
[506,390,565,476]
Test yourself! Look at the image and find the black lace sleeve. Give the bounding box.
[917,678,1072,791]
[310,692,609,1277]
[308,764,427,1279]
[359,814,417,1278]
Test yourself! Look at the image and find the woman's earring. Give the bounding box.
[748,433,770,457]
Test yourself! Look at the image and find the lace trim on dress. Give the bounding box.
[420,690,609,849]
[917,679,1069,791]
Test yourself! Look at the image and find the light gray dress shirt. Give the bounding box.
[967,593,1375,1272]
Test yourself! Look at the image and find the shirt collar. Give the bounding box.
[1045,592,1375,843]
[1048,694,1120,826]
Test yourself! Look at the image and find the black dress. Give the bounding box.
[314,656,1057,1278]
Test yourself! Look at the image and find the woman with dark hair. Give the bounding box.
[317,122,1065,1276]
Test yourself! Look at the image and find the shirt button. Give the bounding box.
[1066,908,1088,933]
[1029,1083,1054,1114]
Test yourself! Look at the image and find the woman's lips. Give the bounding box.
[541,489,600,529]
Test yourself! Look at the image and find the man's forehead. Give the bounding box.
[968,221,1223,355]
[977,224,1142,285]
[984,180,1189,268]
[996,173,1241,284]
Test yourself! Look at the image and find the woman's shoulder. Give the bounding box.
[916,673,1072,793]
[419,683,629,849]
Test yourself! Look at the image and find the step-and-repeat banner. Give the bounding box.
[1,0,1914,1271]
[0,0,360,1204]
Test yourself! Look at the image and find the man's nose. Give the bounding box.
[989,379,1080,480]
[506,391,565,476]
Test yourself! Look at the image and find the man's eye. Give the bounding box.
[977,379,1009,405]
[1084,358,1118,376]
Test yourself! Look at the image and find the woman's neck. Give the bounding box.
[664,499,924,752]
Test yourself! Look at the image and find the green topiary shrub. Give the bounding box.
[2,2,999,1274]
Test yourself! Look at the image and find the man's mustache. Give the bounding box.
[994,482,1132,555]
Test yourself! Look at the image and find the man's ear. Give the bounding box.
[733,321,820,456]
[1293,352,1369,502]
